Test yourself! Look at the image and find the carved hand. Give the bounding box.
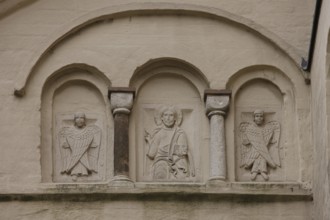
[190,169,195,177]
[90,142,98,148]
[144,130,151,144]
[267,161,277,168]
[270,139,277,144]
[146,153,154,160]
[62,142,69,148]
[242,139,250,145]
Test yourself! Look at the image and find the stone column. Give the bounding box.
[204,89,231,182]
[108,87,135,184]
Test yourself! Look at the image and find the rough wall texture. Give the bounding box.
[0,199,312,220]
[0,0,318,219]
[311,0,330,219]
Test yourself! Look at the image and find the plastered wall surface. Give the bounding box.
[0,200,312,220]
[311,0,330,219]
[0,0,318,219]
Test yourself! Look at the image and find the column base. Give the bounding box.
[207,176,226,186]
[109,175,134,187]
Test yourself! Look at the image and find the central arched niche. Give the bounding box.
[129,59,209,182]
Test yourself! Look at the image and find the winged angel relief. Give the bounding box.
[58,112,101,181]
[239,110,281,181]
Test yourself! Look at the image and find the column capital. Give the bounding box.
[108,87,135,114]
[204,89,231,115]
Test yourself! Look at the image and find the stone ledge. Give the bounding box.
[0,182,312,202]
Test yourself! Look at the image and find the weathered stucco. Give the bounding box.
[0,0,326,219]
[311,0,330,219]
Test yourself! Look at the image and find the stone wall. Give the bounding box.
[0,0,317,219]
[0,197,311,220]
[311,0,330,219]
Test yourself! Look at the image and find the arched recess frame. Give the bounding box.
[326,29,330,74]
[326,29,330,181]
[41,64,112,183]
[129,58,210,182]
[225,65,303,182]
[14,2,307,97]
[130,57,209,99]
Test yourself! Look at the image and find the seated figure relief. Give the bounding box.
[145,105,195,181]
[239,110,281,181]
[58,112,101,181]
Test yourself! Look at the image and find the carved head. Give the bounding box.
[74,112,86,128]
[161,106,176,128]
[253,109,264,126]
[155,105,183,127]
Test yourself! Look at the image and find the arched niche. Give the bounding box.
[130,58,209,99]
[129,59,209,182]
[41,66,112,183]
[226,66,298,182]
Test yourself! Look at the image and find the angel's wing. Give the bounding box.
[87,125,101,172]
[264,121,281,167]
[58,127,71,173]
[239,122,252,167]
[65,127,94,172]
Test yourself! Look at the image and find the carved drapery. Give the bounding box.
[239,110,281,181]
[144,105,195,181]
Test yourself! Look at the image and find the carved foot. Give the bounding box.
[250,172,258,180]
[261,172,269,181]
[71,175,78,181]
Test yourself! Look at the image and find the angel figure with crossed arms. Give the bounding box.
[58,112,101,181]
[239,110,281,181]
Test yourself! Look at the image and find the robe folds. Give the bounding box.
[59,125,101,176]
[240,121,280,173]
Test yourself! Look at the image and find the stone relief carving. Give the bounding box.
[144,105,195,180]
[239,110,281,181]
[58,112,101,181]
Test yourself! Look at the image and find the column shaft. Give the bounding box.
[204,90,231,182]
[108,88,135,183]
[113,112,129,177]
[209,112,226,180]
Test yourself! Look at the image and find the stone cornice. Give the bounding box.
[0,182,312,202]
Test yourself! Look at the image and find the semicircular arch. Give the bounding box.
[130,57,209,100]
[40,65,113,182]
[15,2,304,97]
